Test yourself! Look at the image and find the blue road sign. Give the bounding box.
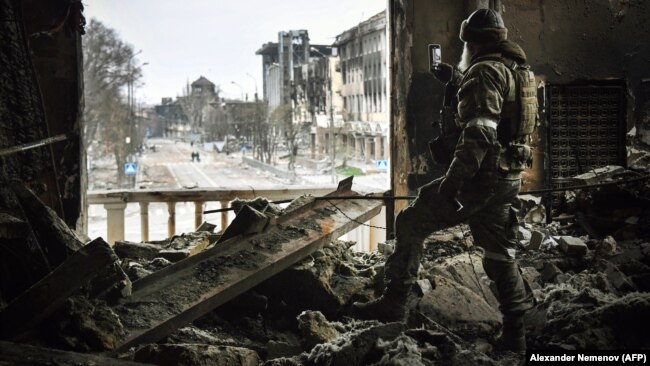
[124,163,137,175]
[376,160,388,171]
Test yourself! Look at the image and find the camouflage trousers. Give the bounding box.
[385,177,531,314]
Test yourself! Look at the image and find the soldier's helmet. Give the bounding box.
[459,8,508,44]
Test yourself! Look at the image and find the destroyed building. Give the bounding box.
[1,0,650,365]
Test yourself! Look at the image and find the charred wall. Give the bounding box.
[22,0,85,229]
[504,0,650,137]
[390,0,650,220]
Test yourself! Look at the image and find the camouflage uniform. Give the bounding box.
[354,9,533,352]
[385,54,530,317]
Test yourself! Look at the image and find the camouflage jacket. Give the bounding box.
[444,53,517,191]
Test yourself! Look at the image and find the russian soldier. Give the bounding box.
[352,8,537,353]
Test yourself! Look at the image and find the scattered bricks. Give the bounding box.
[415,279,433,296]
[540,262,563,284]
[529,230,545,250]
[559,236,588,256]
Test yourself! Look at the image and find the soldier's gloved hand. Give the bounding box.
[431,62,454,83]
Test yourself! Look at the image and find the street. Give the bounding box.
[88,138,388,243]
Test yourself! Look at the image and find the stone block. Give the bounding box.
[529,230,545,250]
[559,236,588,256]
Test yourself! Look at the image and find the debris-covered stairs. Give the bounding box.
[111,182,382,352]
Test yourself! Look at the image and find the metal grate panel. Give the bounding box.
[547,84,626,207]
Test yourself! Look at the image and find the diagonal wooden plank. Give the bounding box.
[111,191,382,352]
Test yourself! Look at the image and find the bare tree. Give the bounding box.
[83,18,143,185]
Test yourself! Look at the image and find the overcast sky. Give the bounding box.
[85,0,386,105]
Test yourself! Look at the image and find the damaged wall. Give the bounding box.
[503,0,650,138]
[390,0,650,218]
[389,0,472,215]
[21,0,85,230]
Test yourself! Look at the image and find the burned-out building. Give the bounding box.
[335,10,388,163]
[2,1,650,365]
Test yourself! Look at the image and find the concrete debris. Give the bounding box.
[523,204,546,224]
[296,311,339,350]
[528,230,545,250]
[3,171,649,365]
[116,231,212,263]
[134,344,262,366]
[572,165,625,185]
[559,236,589,256]
[596,236,617,256]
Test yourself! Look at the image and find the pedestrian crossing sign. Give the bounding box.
[376,160,388,171]
[124,163,137,175]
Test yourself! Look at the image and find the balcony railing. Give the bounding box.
[87,186,335,244]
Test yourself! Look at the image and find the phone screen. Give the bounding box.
[429,44,441,69]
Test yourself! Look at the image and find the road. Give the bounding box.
[88,138,388,246]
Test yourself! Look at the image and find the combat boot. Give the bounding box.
[351,286,410,323]
[495,312,526,353]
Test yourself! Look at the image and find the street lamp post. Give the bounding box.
[231,81,244,100]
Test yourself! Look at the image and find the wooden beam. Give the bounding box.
[111,191,382,352]
[0,340,152,365]
[0,238,116,341]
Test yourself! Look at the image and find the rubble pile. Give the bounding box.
[1,167,649,365]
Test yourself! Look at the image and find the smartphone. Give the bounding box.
[428,44,441,71]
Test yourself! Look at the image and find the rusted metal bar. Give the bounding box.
[0,133,67,157]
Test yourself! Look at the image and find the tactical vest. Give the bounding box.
[474,55,539,174]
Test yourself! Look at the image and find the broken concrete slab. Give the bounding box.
[196,221,217,232]
[559,236,588,256]
[305,322,404,366]
[0,340,151,365]
[110,191,382,352]
[520,266,542,290]
[87,261,132,303]
[217,205,269,244]
[572,165,625,185]
[133,344,261,366]
[115,241,161,260]
[416,275,501,336]
[11,182,84,267]
[257,240,374,319]
[529,230,545,250]
[0,238,117,341]
[297,311,340,350]
[43,295,126,351]
[427,253,499,309]
[540,262,563,284]
[158,232,212,262]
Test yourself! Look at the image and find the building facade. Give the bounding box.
[334,11,388,163]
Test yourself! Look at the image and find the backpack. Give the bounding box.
[499,59,539,143]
